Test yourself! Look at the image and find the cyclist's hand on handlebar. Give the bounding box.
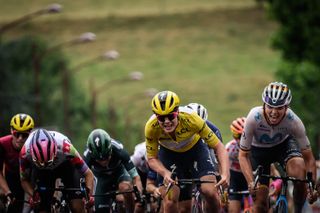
[215,174,229,189]
[248,181,258,200]
[163,172,175,187]
[307,187,318,204]
[51,197,60,209]
[5,192,15,206]
[153,187,161,198]
[84,196,94,209]
[29,192,41,209]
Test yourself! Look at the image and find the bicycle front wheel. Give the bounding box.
[275,200,287,213]
[191,203,202,213]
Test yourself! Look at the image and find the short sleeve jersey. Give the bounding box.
[0,135,19,175]
[240,106,310,150]
[83,139,136,176]
[130,142,149,174]
[145,106,220,158]
[20,131,89,180]
[225,140,241,172]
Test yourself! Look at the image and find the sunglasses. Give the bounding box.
[33,159,54,168]
[13,131,30,139]
[156,111,179,122]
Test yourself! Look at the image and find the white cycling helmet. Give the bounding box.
[186,103,208,120]
[262,82,292,107]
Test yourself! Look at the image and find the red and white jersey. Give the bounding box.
[225,139,241,172]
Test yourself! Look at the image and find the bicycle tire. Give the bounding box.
[191,203,202,213]
[275,200,287,213]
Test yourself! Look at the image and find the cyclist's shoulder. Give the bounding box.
[178,106,205,126]
[284,108,302,123]
[145,114,160,130]
[49,130,70,142]
[245,106,264,123]
[0,135,13,146]
[111,138,124,150]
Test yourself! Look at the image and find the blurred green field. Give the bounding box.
[0,0,279,147]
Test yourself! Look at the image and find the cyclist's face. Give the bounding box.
[11,130,30,150]
[96,156,111,167]
[264,104,287,125]
[157,112,179,133]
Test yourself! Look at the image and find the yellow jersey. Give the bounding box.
[145,106,220,158]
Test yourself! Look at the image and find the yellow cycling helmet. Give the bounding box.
[10,113,34,132]
[151,91,180,115]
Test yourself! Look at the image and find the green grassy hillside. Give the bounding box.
[0,1,278,148]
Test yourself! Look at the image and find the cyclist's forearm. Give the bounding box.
[0,174,11,194]
[302,149,317,181]
[214,143,229,178]
[148,158,168,178]
[84,169,94,195]
[21,179,34,196]
[132,175,143,192]
[146,180,157,194]
[239,150,254,183]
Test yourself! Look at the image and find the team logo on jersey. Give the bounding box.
[287,112,294,120]
[146,145,153,150]
[254,112,262,122]
[203,132,213,141]
[259,133,283,143]
[176,127,190,135]
[257,125,270,132]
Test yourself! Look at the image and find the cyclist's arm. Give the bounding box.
[239,113,255,186]
[20,178,34,197]
[147,157,171,183]
[0,147,11,195]
[291,117,317,181]
[131,173,143,193]
[146,179,161,198]
[0,173,11,195]
[238,149,254,185]
[19,146,33,197]
[83,168,94,196]
[301,149,317,181]
[213,142,230,185]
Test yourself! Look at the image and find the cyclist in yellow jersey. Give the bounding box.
[145,91,229,213]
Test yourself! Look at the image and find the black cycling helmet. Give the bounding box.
[87,129,112,160]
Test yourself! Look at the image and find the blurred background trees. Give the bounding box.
[0,0,319,154]
[266,0,320,157]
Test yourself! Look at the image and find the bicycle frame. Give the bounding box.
[228,190,253,213]
[174,178,216,213]
[254,165,312,213]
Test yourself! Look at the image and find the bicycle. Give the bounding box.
[228,189,253,213]
[172,178,216,213]
[93,185,143,213]
[34,178,87,213]
[140,190,162,213]
[254,165,314,213]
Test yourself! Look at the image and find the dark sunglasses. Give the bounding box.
[13,131,30,139]
[156,111,179,122]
